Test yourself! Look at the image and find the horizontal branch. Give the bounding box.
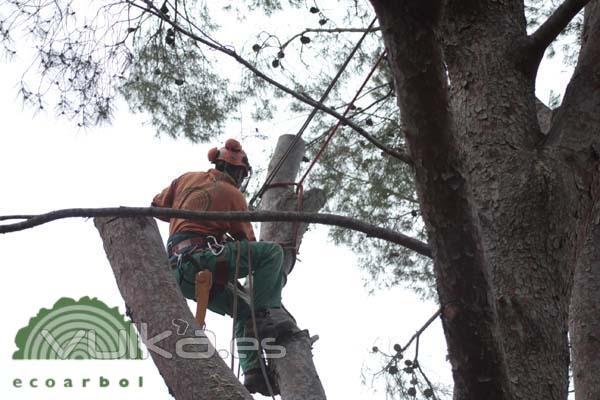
[528,0,590,54]
[0,207,432,257]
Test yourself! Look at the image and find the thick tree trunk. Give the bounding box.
[258,134,328,400]
[94,216,251,400]
[570,223,600,400]
[369,2,599,400]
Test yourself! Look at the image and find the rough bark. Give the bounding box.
[370,2,508,399]
[258,134,328,400]
[570,223,600,400]
[94,216,251,400]
[567,5,600,399]
[443,3,577,400]
[536,98,554,135]
[370,1,600,400]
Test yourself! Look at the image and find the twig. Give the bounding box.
[383,307,442,371]
[0,207,432,257]
[280,26,381,50]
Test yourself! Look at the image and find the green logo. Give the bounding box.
[13,297,142,360]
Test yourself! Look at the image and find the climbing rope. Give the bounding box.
[253,49,388,254]
[246,245,277,400]
[297,50,387,187]
[245,17,390,254]
[248,17,379,209]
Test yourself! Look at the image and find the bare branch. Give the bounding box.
[0,207,432,257]
[528,0,590,54]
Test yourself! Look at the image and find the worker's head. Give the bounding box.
[208,139,252,189]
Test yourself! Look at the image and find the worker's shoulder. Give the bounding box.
[176,170,210,182]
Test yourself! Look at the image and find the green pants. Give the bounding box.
[172,239,284,372]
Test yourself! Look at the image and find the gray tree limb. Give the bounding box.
[0,208,432,257]
[257,135,327,400]
[94,216,252,400]
[545,1,600,155]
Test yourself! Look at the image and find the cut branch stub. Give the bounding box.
[258,134,327,400]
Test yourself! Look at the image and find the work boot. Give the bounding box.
[245,308,297,341]
[243,367,280,396]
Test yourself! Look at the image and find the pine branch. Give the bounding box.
[128,0,411,164]
[529,0,590,53]
[0,207,432,257]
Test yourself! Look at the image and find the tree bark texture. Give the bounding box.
[258,134,328,400]
[369,1,600,400]
[570,224,600,400]
[95,216,252,400]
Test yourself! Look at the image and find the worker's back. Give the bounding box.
[152,169,255,240]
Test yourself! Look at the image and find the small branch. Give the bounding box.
[0,215,34,221]
[399,308,441,354]
[0,207,432,257]
[381,307,442,371]
[280,26,381,49]
[130,1,411,164]
[528,0,590,54]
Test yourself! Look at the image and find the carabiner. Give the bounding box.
[206,235,224,256]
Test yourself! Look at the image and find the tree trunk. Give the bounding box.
[258,134,328,400]
[570,223,600,400]
[94,134,327,400]
[369,2,600,400]
[94,216,251,400]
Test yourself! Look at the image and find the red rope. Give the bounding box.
[298,50,388,187]
[264,50,388,253]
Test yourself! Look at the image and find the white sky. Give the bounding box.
[0,4,575,399]
[0,58,448,399]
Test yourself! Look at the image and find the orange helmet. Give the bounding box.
[207,139,251,174]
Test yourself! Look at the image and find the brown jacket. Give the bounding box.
[152,169,256,241]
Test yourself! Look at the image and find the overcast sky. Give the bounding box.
[0,5,576,399]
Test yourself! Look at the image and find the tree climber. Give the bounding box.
[152,138,293,395]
